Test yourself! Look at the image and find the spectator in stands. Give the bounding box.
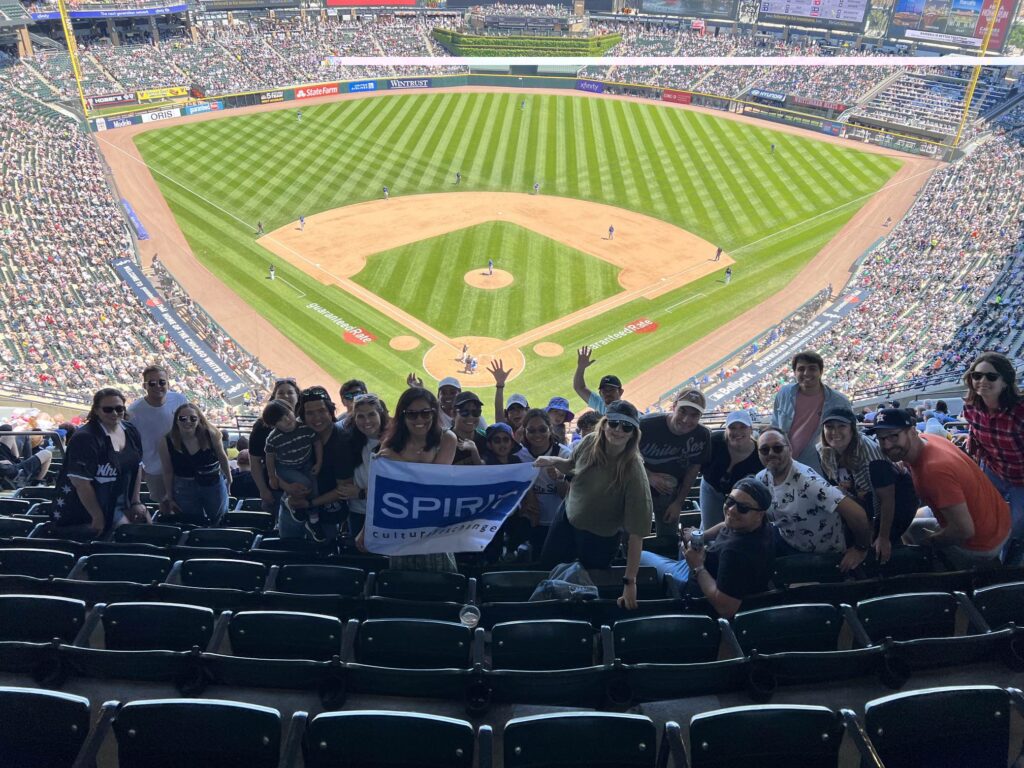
[156,402,230,526]
[960,352,1024,565]
[639,389,712,537]
[698,410,762,530]
[340,392,390,544]
[53,387,148,538]
[452,391,486,466]
[536,400,652,610]
[816,407,917,565]
[772,350,852,472]
[873,408,1010,569]
[263,397,323,540]
[926,400,957,425]
[230,449,259,499]
[640,477,776,617]
[755,427,872,571]
[359,387,458,572]
[572,411,600,447]
[127,364,188,509]
[573,345,623,415]
[248,378,301,516]
[337,379,367,427]
[283,386,354,544]
[0,423,52,489]
[545,396,574,446]
[517,408,572,555]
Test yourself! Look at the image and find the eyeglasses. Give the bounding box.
[404,408,434,421]
[876,431,906,445]
[970,371,1001,382]
[146,379,167,387]
[725,497,760,515]
[606,421,636,433]
[353,393,379,405]
[178,415,198,423]
[343,390,367,400]
[758,444,787,455]
[458,409,482,418]
[526,426,549,435]
[100,405,126,415]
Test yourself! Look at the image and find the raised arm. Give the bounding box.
[573,346,596,406]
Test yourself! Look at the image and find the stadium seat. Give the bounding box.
[14,485,57,501]
[589,566,662,600]
[685,704,877,768]
[112,523,182,548]
[771,553,845,587]
[291,710,490,768]
[0,593,85,643]
[612,614,723,665]
[971,581,1024,630]
[373,569,469,602]
[491,619,599,671]
[0,686,92,768]
[77,553,172,583]
[77,698,285,768]
[271,563,367,597]
[221,510,276,532]
[235,498,266,512]
[0,516,35,538]
[0,498,32,516]
[178,558,267,591]
[478,570,548,602]
[859,686,1024,768]
[503,712,675,768]
[180,527,256,551]
[0,547,75,578]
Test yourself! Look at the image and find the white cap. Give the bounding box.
[437,376,462,391]
[725,410,752,428]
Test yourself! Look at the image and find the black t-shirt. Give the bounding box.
[317,422,355,498]
[638,415,712,493]
[702,431,764,494]
[248,420,272,486]
[453,431,488,465]
[54,420,143,531]
[706,520,775,601]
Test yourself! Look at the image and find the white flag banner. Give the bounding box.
[365,458,540,556]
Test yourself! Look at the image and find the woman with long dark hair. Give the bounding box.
[516,408,571,555]
[341,393,390,541]
[962,351,1024,565]
[157,402,230,525]
[53,388,148,538]
[536,400,653,610]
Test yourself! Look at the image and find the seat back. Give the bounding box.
[689,705,844,768]
[354,619,472,669]
[856,592,958,643]
[83,553,172,583]
[180,559,266,591]
[732,604,843,655]
[0,686,91,768]
[0,499,32,516]
[221,511,276,532]
[0,516,35,537]
[772,554,844,587]
[504,712,657,768]
[491,620,596,670]
[113,698,282,768]
[613,614,721,664]
[276,564,366,596]
[303,710,476,768]
[112,524,182,548]
[972,581,1024,629]
[0,547,75,578]
[181,528,255,551]
[478,570,548,603]
[0,594,86,642]
[15,485,57,501]
[864,686,1011,768]
[228,611,343,660]
[374,569,467,602]
[102,602,216,651]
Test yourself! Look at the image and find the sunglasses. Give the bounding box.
[178,415,198,423]
[970,371,1001,382]
[146,379,168,387]
[526,426,549,435]
[606,421,636,433]
[343,390,367,400]
[404,408,434,421]
[489,435,512,443]
[725,497,760,515]
[758,444,787,455]
[876,431,907,445]
[101,405,126,414]
[458,409,482,417]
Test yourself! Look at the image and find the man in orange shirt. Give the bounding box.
[872,408,1010,568]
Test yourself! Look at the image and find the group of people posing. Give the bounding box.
[43,346,1022,617]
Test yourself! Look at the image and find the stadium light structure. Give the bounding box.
[55,0,91,120]
[953,0,1004,148]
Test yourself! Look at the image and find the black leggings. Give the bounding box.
[540,504,620,570]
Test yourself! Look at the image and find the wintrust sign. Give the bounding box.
[295,84,340,100]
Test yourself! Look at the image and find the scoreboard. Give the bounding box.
[756,0,870,30]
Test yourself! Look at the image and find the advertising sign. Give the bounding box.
[756,0,871,31]
[183,101,223,115]
[260,90,286,104]
[88,92,137,108]
[294,83,340,100]
[137,86,188,101]
[750,87,787,103]
[575,79,605,93]
[388,78,431,89]
[889,0,1018,50]
[348,80,377,92]
[662,89,693,104]
[140,108,181,123]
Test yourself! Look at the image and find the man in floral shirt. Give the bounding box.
[755,428,873,573]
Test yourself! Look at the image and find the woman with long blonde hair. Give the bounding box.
[535,400,653,610]
[157,402,230,525]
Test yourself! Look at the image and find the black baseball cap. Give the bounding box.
[599,375,623,390]
[822,407,858,426]
[868,408,916,433]
[454,391,483,409]
[604,400,640,429]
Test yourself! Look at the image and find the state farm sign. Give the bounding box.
[295,84,340,100]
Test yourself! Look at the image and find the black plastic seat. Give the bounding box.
[0,593,85,642]
[80,553,172,583]
[0,686,91,768]
[221,510,276,532]
[612,614,721,664]
[861,686,1024,768]
[972,581,1024,630]
[112,523,182,548]
[478,570,548,603]
[0,516,35,537]
[0,547,75,578]
[273,564,366,596]
[227,610,343,660]
[235,498,266,512]
[102,602,215,651]
[374,569,467,602]
[589,566,663,600]
[0,499,32,516]
[295,710,487,768]
[772,553,845,587]
[733,603,844,654]
[491,619,597,670]
[179,558,267,591]
[14,485,57,501]
[504,712,663,768]
[181,528,255,551]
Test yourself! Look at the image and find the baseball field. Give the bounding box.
[131,90,905,406]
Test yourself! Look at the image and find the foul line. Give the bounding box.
[665,293,705,313]
[278,277,306,298]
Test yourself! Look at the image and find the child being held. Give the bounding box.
[262,399,325,540]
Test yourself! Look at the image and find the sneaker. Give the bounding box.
[282,495,306,523]
[305,518,327,543]
[11,468,30,489]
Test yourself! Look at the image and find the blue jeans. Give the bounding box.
[640,550,691,599]
[275,465,340,541]
[173,477,228,526]
[699,479,726,530]
[982,463,1024,566]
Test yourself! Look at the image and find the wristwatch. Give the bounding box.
[621,577,635,586]
[692,566,706,577]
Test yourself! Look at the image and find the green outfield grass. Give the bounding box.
[134,91,904,406]
[351,221,621,338]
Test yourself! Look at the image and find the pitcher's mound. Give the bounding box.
[534,343,563,357]
[389,336,420,351]
[465,269,513,289]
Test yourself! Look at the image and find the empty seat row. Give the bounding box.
[3,684,1023,768]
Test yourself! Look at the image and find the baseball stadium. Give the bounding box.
[1,0,1024,762]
